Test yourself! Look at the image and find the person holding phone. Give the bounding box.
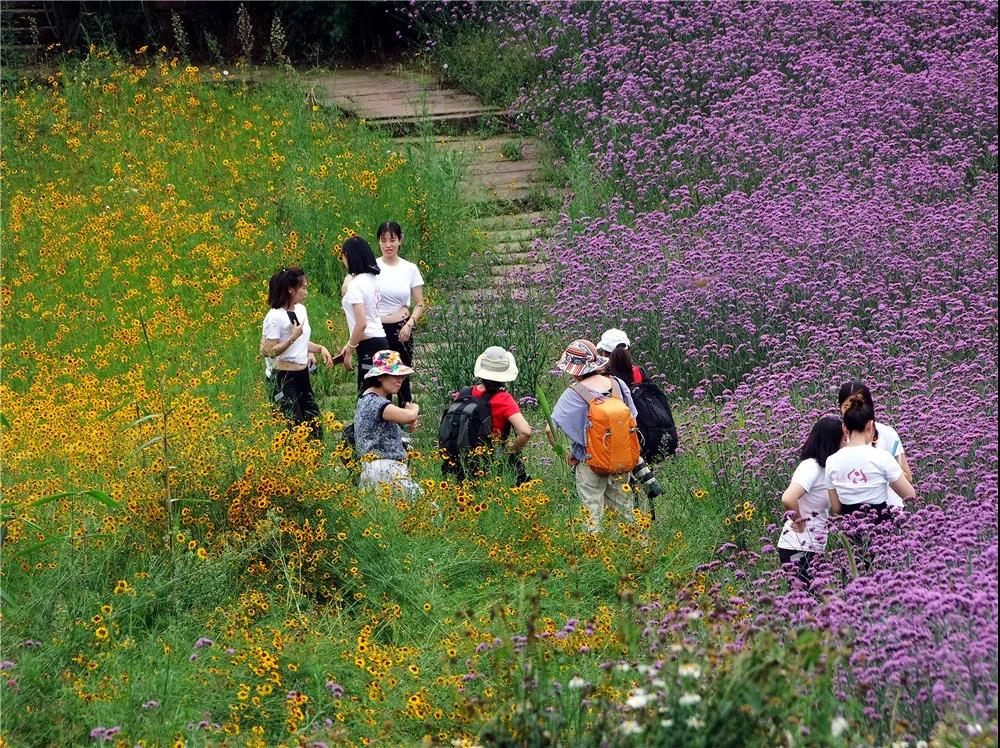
[261,267,333,438]
[337,237,389,395]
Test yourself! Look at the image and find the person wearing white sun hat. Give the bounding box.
[355,350,421,494]
[596,327,679,463]
[597,328,645,385]
[440,346,533,485]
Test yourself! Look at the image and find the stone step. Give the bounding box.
[465,159,543,178]
[393,135,543,164]
[488,240,536,254]
[489,262,547,277]
[461,180,555,201]
[485,251,537,265]
[480,226,555,243]
[475,211,556,230]
[371,110,512,136]
[6,25,57,33]
[453,287,507,303]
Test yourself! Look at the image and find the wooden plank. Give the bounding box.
[465,160,544,177]
[359,102,496,119]
[475,211,555,229]
[490,262,547,276]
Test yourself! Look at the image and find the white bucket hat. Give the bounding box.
[597,328,631,353]
[474,346,519,383]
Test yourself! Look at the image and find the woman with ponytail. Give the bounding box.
[261,267,333,439]
[826,393,916,521]
[836,381,914,507]
[597,328,644,384]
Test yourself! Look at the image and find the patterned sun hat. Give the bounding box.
[554,339,609,377]
[364,349,415,379]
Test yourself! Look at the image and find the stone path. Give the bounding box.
[312,69,500,130]
[298,67,560,296]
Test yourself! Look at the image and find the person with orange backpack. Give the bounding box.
[547,339,642,532]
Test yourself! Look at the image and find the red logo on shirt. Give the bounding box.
[847,469,869,484]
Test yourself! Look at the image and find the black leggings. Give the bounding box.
[839,501,893,524]
[777,547,817,583]
[382,319,414,405]
[356,337,389,395]
[273,368,322,439]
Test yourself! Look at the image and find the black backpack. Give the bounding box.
[629,380,679,463]
[438,387,497,477]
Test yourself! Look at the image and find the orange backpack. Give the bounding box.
[571,379,641,475]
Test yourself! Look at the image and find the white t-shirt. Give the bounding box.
[375,258,424,317]
[825,444,903,507]
[876,422,906,508]
[262,304,310,366]
[777,459,831,553]
[342,273,385,338]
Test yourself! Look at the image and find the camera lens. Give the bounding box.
[632,458,662,498]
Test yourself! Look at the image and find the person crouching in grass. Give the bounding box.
[354,350,421,495]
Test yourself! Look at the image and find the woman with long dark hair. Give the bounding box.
[777,416,844,576]
[837,381,914,508]
[374,221,425,406]
[597,327,678,462]
[261,267,333,438]
[597,328,644,384]
[337,236,389,395]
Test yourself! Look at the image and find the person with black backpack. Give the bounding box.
[438,346,533,485]
[597,329,679,462]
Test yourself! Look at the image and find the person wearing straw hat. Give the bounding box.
[469,346,533,485]
[547,339,640,532]
[354,350,421,493]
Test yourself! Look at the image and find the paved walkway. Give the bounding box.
[299,67,560,294]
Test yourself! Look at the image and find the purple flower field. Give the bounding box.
[440,0,999,731]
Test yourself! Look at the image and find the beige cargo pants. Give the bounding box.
[575,462,635,532]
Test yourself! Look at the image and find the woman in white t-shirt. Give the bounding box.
[337,237,388,395]
[374,221,425,406]
[826,393,916,523]
[260,267,334,438]
[837,381,913,508]
[777,416,844,577]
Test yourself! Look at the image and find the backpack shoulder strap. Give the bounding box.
[609,377,625,402]
[569,381,597,403]
[484,387,506,404]
[457,386,474,399]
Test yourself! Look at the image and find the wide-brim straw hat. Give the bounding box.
[555,339,608,377]
[474,346,518,382]
[365,349,415,379]
[597,328,631,353]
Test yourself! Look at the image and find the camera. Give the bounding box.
[631,457,662,498]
